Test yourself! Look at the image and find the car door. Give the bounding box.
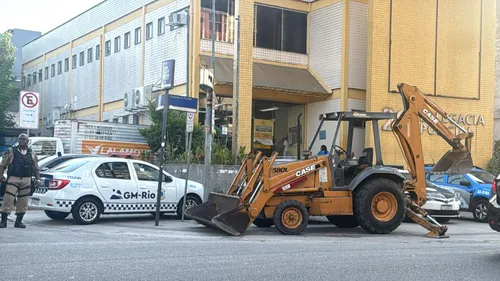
[131,162,177,210]
[92,160,138,210]
[446,174,473,209]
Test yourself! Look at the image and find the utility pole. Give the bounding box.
[203,0,215,190]
[232,16,240,165]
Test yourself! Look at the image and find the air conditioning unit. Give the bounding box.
[124,91,132,111]
[200,68,214,92]
[169,11,188,27]
[132,85,153,109]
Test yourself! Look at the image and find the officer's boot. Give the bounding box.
[14,213,26,229]
[0,213,7,228]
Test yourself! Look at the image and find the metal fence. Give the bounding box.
[163,164,240,200]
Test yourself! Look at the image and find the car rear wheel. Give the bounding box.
[471,198,489,223]
[45,210,70,220]
[72,198,101,225]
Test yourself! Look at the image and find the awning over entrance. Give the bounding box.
[200,55,330,96]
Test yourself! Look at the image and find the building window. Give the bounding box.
[96,44,100,60]
[79,51,84,66]
[124,31,131,49]
[87,48,93,63]
[33,72,37,84]
[201,0,235,43]
[133,114,140,125]
[38,69,42,81]
[105,40,111,56]
[135,27,141,45]
[51,64,55,77]
[27,74,31,86]
[123,115,129,124]
[45,67,49,79]
[114,36,121,53]
[22,76,26,88]
[64,58,69,72]
[72,54,77,69]
[254,5,307,54]
[113,118,118,123]
[57,61,62,74]
[158,17,165,36]
[146,22,153,40]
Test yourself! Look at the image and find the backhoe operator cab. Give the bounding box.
[304,111,405,191]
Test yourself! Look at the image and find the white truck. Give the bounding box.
[16,119,151,160]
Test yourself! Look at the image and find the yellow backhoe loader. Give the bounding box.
[185,83,474,238]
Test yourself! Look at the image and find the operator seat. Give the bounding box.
[356,148,374,169]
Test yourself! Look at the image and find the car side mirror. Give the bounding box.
[460,180,471,187]
[163,175,173,183]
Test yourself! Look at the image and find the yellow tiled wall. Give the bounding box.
[366,0,495,169]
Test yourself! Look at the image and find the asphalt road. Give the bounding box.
[1,211,500,281]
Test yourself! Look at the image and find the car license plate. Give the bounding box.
[441,204,453,210]
[30,198,40,206]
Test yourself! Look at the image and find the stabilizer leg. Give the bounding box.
[405,198,449,239]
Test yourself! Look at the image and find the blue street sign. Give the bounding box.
[168,95,198,113]
[156,93,167,111]
[161,60,175,90]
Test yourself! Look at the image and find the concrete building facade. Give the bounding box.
[21,0,496,169]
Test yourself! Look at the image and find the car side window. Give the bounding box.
[428,174,445,183]
[448,174,467,185]
[95,162,131,180]
[133,163,168,182]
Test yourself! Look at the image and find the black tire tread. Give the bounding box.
[471,198,489,223]
[273,200,309,235]
[354,178,405,234]
[326,215,359,228]
[45,210,70,220]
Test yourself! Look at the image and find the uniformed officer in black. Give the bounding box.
[0,133,40,228]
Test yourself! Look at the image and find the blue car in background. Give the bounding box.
[425,166,495,223]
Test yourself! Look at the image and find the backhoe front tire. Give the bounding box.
[273,200,309,235]
[354,178,406,234]
[326,215,359,228]
[253,218,274,227]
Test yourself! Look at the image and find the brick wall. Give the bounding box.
[366,0,496,169]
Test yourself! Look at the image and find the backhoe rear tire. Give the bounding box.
[326,215,359,228]
[354,178,406,234]
[273,200,309,235]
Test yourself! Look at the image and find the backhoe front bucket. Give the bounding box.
[429,150,473,175]
[184,192,248,235]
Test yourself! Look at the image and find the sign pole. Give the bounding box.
[181,131,193,222]
[155,91,169,226]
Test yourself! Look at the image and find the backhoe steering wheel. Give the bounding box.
[332,145,347,156]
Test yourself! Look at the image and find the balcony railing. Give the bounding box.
[200,8,234,43]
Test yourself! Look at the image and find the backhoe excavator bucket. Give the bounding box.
[429,150,473,175]
[184,192,242,231]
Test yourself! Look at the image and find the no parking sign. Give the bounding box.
[19,91,40,129]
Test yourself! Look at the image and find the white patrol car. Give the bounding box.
[28,157,204,224]
[399,169,461,223]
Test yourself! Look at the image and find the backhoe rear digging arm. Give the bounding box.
[392,83,474,238]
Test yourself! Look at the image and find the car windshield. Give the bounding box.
[50,158,90,173]
[468,170,495,184]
